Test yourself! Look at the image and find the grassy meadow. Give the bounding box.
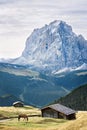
[0,106,87,130]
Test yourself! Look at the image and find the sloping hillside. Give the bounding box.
[0,63,87,107]
[0,106,87,130]
[59,111,87,130]
[55,84,87,110]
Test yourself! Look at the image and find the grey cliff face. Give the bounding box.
[13,20,87,72]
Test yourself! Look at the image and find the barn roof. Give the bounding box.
[41,103,76,115]
[13,101,24,105]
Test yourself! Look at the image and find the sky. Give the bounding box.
[0,0,87,59]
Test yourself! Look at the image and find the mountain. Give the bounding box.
[0,20,87,107]
[0,62,87,107]
[0,94,21,106]
[54,84,87,110]
[11,20,87,73]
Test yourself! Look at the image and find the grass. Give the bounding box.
[0,106,87,130]
[0,106,40,118]
[0,117,67,130]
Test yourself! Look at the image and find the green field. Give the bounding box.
[0,117,67,130]
[0,106,87,130]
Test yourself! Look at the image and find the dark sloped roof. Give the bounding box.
[41,103,76,115]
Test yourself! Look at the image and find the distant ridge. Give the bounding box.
[0,94,21,106]
[55,84,87,110]
[0,63,87,107]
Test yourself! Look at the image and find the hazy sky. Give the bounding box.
[0,0,87,58]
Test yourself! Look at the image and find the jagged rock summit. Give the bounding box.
[12,20,87,72]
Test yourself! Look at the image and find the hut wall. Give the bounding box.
[58,112,67,119]
[66,113,76,120]
[42,108,58,118]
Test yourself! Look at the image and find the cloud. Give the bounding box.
[0,0,15,4]
[0,0,87,58]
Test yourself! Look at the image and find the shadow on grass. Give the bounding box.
[34,118,67,124]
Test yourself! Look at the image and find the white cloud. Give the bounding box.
[0,0,87,58]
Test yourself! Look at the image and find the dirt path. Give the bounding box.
[0,119,11,122]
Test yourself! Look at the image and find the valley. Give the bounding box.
[0,63,87,107]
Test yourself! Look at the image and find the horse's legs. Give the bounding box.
[25,117,28,121]
[18,116,20,121]
[23,117,25,121]
[27,117,28,121]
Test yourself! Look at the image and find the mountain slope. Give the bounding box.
[11,20,87,73]
[0,94,21,106]
[0,63,87,107]
[55,84,87,110]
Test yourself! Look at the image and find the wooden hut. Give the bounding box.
[41,103,76,120]
[13,101,24,107]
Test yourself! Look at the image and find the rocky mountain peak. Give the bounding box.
[11,20,87,73]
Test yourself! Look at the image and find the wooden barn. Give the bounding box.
[41,103,76,120]
[13,101,24,107]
